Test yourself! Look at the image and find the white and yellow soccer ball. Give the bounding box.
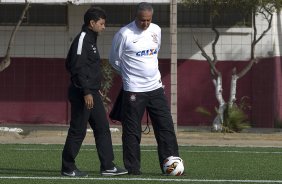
[162,156,184,176]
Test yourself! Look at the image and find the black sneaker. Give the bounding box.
[101,166,128,176]
[61,169,88,177]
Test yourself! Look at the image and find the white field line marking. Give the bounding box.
[5,148,282,154]
[0,176,282,183]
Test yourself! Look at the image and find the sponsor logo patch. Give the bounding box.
[136,48,158,56]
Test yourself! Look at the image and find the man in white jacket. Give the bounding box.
[109,2,180,175]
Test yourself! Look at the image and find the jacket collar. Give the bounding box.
[82,24,98,41]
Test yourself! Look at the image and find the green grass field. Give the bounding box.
[0,144,282,184]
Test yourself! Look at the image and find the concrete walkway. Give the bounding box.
[1,124,282,147]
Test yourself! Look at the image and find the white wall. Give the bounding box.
[0,5,281,60]
[0,24,69,58]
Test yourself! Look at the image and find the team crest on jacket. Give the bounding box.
[91,45,97,53]
[151,33,158,43]
[130,93,136,101]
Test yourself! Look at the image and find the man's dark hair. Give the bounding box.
[135,2,154,15]
[84,7,107,25]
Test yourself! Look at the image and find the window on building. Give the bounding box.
[0,4,67,26]
[100,4,170,27]
[101,4,251,28]
[213,6,252,27]
[100,5,134,27]
[178,4,252,28]
[151,5,170,27]
[0,4,249,28]
[178,4,210,27]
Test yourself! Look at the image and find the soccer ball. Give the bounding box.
[162,156,184,176]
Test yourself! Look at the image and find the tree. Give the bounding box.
[100,59,114,112]
[0,0,30,72]
[182,0,282,131]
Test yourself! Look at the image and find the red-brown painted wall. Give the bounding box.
[274,57,282,126]
[251,57,282,127]
[0,58,69,124]
[0,57,281,127]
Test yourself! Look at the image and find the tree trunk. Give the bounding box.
[229,72,238,108]
[212,75,226,131]
[212,72,239,131]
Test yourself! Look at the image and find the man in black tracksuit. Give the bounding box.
[61,7,127,177]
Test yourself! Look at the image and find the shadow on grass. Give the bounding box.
[0,168,179,178]
[0,168,61,176]
[0,168,119,177]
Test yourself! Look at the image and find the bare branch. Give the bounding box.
[237,9,257,79]
[255,8,273,44]
[193,35,221,77]
[237,7,273,79]
[252,9,257,59]
[211,26,220,64]
[0,0,30,72]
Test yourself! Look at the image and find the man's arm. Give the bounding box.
[158,28,161,50]
[70,33,92,95]
[109,32,125,73]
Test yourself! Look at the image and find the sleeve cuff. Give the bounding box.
[83,88,91,96]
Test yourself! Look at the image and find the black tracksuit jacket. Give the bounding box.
[66,25,101,95]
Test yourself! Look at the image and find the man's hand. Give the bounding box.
[84,94,94,110]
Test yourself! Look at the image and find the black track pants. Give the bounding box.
[121,87,179,172]
[62,85,115,172]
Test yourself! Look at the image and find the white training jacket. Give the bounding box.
[109,21,163,92]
